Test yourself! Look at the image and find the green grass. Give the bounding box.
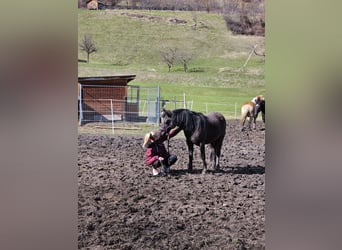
[134,83,264,118]
[78,9,265,122]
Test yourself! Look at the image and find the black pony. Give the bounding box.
[255,99,265,125]
[160,108,227,174]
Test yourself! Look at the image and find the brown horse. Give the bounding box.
[241,95,265,131]
[160,108,226,174]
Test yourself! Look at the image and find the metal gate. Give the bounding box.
[78,85,160,125]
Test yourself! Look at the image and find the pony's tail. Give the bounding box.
[240,110,247,127]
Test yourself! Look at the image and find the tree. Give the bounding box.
[79,34,97,63]
[178,50,193,72]
[160,47,177,72]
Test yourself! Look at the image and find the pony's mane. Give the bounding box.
[172,109,206,133]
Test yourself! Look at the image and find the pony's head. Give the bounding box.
[160,108,173,128]
[252,95,265,105]
[161,108,197,133]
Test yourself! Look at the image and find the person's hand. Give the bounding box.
[158,157,164,161]
[160,128,167,137]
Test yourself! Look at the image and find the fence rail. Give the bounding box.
[79,98,238,125]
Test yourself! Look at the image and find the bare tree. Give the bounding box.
[178,50,193,72]
[79,34,97,63]
[160,47,177,72]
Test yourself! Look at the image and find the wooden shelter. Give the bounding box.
[78,75,137,125]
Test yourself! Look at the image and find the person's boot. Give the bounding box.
[168,155,178,166]
[159,159,168,176]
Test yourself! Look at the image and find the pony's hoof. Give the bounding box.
[214,168,223,173]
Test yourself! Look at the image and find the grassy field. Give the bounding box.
[78,9,265,120]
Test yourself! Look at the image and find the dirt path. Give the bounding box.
[78,120,265,249]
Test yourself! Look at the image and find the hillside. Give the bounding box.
[78,9,265,115]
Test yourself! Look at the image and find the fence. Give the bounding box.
[161,94,239,119]
[78,86,239,134]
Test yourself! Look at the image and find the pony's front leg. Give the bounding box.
[209,146,215,169]
[186,140,194,173]
[200,143,207,174]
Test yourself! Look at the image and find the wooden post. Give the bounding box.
[78,84,83,126]
[157,86,160,125]
[241,44,257,68]
[183,93,186,109]
[111,99,114,135]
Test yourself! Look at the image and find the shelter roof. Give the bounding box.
[78,75,136,85]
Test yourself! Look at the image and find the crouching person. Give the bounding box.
[142,127,180,176]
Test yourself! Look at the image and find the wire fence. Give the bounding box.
[79,98,237,124]
[78,85,240,134]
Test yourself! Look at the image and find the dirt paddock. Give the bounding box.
[78,120,265,249]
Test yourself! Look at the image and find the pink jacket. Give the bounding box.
[145,142,169,166]
[145,128,181,166]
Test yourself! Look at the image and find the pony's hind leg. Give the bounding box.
[200,143,207,174]
[248,114,254,130]
[240,113,247,131]
[253,115,257,130]
[212,138,224,171]
[186,140,194,173]
[209,145,216,169]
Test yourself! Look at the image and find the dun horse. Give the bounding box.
[160,108,226,174]
[240,95,265,131]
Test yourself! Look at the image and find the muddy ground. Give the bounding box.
[78,120,265,249]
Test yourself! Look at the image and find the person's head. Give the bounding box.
[142,130,161,149]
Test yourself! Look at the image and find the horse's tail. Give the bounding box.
[241,102,255,128]
[240,109,247,127]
